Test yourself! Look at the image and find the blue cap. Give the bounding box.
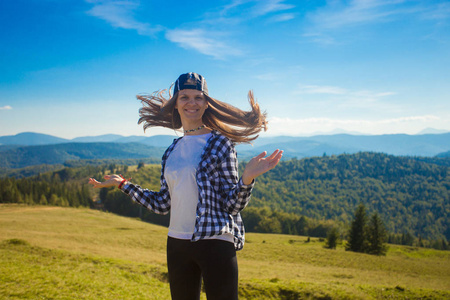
[173,72,208,95]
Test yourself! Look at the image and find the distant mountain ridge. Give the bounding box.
[0,142,166,169]
[237,133,450,158]
[0,132,69,145]
[417,127,449,134]
[71,134,124,143]
[0,132,450,169]
[0,132,177,148]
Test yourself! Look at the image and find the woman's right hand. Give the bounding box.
[88,174,125,189]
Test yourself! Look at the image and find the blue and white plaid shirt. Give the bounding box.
[121,130,254,250]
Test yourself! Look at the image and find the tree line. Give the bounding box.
[97,179,448,252]
[243,152,449,243]
[0,169,93,208]
[0,152,448,250]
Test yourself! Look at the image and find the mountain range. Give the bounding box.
[0,142,166,169]
[237,132,450,158]
[0,131,449,170]
[0,132,177,147]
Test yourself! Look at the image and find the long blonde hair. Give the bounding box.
[137,89,267,144]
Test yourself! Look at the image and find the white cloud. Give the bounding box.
[252,0,295,17]
[218,0,295,22]
[85,0,162,36]
[419,1,450,20]
[221,0,250,13]
[267,115,442,135]
[302,0,442,45]
[85,1,244,59]
[308,0,414,30]
[295,85,348,95]
[254,73,278,81]
[0,106,12,110]
[165,29,243,60]
[295,84,395,98]
[302,32,337,45]
[292,84,398,113]
[85,0,296,59]
[269,13,296,22]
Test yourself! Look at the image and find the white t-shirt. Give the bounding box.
[164,132,233,243]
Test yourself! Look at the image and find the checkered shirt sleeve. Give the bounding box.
[120,139,180,215]
[121,182,171,215]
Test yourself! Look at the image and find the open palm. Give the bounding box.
[88,174,124,188]
[242,149,283,185]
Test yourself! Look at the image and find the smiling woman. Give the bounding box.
[137,72,268,144]
[89,72,283,300]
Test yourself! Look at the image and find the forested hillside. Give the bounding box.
[0,142,166,169]
[437,150,450,158]
[0,152,448,248]
[247,152,449,241]
[0,166,96,208]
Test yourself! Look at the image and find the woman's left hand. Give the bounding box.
[242,149,283,185]
[88,174,125,188]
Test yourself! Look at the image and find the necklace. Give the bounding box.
[184,125,205,134]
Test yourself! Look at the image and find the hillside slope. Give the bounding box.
[1,205,449,299]
[248,152,450,241]
[1,152,448,242]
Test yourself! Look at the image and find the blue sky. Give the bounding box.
[1,0,449,139]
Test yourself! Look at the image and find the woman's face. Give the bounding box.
[175,89,208,128]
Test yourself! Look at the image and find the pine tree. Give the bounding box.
[346,203,367,252]
[296,215,308,236]
[325,227,339,249]
[39,194,48,205]
[366,212,388,255]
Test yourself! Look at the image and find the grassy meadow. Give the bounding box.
[1,204,449,299]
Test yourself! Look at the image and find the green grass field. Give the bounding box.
[1,204,449,299]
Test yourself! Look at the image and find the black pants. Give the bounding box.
[167,237,238,300]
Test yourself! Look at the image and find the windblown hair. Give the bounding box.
[137,89,268,144]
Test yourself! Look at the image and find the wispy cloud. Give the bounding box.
[293,84,398,113]
[296,85,348,95]
[217,0,295,24]
[308,0,415,30]
[254,73,278,81]
[165,29,243,60]
[85,0,162,36]
[302,32,338,45]
[268,115,441,135]
[85,1,244,59]
[0,106,12,110]
[252,0,295,17]
[272,115,439,125]
[418,1,450,21]
[302,0,444,44]
[85,0,294,59]
[184,1,296,57]
[269,13,296,23]
[295,84,395,98]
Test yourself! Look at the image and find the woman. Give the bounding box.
[89,72,283,300]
